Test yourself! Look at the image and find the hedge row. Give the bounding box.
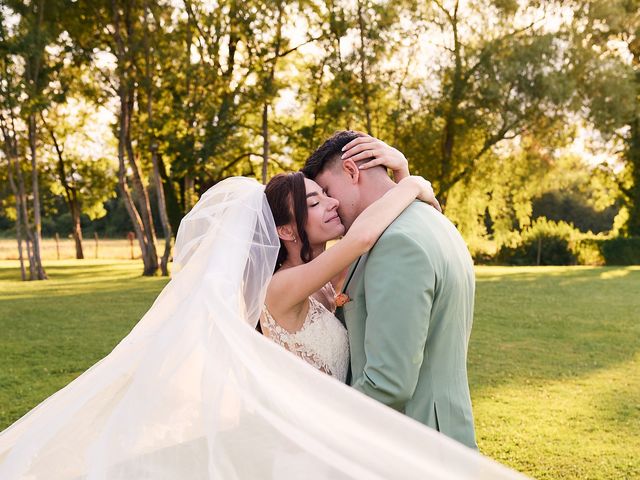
[491,218,640,266]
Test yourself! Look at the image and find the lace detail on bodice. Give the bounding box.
[262,292,349,382]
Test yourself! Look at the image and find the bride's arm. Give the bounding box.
[267,176,433,313]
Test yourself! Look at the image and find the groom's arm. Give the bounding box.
[351,230,434,412]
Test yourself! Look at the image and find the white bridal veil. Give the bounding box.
[0,177,526,479]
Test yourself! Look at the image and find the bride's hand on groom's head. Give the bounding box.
[341,135,410,180]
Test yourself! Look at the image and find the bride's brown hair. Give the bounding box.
[264,172,312,272]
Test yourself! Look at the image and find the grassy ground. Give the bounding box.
[0,261,638,479]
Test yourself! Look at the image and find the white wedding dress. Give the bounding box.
[0,177,527,480]
[262,283,349,382]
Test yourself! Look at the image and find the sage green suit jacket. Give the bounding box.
[339,201,478,449]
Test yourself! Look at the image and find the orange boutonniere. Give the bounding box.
[334,292,350,307]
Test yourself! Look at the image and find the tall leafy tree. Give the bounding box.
[39,98,117,259]
[571,0,640,235]
[393,0,575,208]
[0,0,73,279]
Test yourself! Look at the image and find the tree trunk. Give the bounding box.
[70,193,84,259]
[437,2,463,207]
[4,149,27,280]
[112,0,157,276]
[356,0,373,135]
[157,156,182,234]
[625,117,640,236]
[0,117,29,280]
[124,88,158,259]
[14,149,35,279]
[125,128,159,274]
[21,0,47,280]
[117,88,157,276]
[144,2,171,276]
[262,102,270,185]
[28,114,47,280]
[41,111,84,258]
[151,149,172,276]
[260,4,283,185]
[184,174,195,211]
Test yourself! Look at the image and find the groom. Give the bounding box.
[303,131,478,449]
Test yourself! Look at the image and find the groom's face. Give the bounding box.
[314,166,360,232]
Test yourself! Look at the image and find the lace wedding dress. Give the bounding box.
[261,283,349,382]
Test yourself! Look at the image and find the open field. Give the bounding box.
[0,261,638,479]
[0,238,169,261]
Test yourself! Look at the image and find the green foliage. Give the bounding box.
[0,0,638,253]
[532,190,618,234]
[571,238,606,266]
[573,0,640,235]
[496,218,640,266]
[599,237,640,265]
[497,217,580,265]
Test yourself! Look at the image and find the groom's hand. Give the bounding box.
[341,135,410,181]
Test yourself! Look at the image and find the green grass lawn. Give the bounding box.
[0,261,638,479]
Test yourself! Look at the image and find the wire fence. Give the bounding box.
[0,236,171,261]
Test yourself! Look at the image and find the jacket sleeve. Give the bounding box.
[351,231,434,412]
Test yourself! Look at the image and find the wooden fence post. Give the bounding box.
[127,231,135,260]
[54,233,60,260]
[94,232,99,259]
[536,237,542,266]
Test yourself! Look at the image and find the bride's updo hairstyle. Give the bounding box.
[264,172,312,272]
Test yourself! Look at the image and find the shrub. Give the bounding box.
[572,238,605,266]
[467,237,497,265]
[497,222,640,266]
[532,190,618,234]
[497,218,579,266]
[600,237,640,265]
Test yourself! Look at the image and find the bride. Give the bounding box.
[0,158,525,479]
[259,171,436,382]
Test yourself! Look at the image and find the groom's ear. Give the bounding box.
[342,159,360,184]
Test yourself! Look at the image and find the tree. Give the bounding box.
[286,0,403,162]
[571,0,640,235]
[40,98,117,258]
[66,0,162,275]
[0,0,72,280]
[141,0,171,275]
[393,0,575,208]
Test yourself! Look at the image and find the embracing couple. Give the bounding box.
[260,130,477,450]
[0,130,499,480]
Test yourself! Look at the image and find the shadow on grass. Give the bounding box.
[469,266,640,394]
[0,262,169,302]
[476,265,639,282]
[0,261,151,282]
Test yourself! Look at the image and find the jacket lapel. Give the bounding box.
[343,253,368,296]
[341,255,362,295]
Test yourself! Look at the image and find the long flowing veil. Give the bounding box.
[0,177,526,479]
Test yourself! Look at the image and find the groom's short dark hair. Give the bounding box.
[302,130,364,179]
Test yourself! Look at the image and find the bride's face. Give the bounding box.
[303,178,345,243]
